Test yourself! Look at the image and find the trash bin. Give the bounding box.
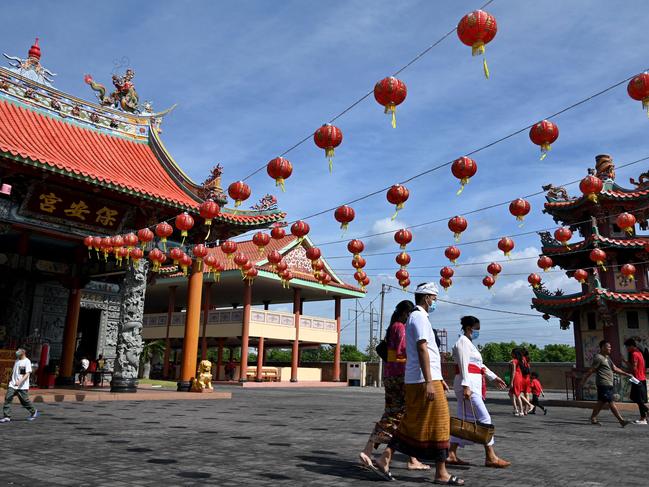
[347,362,366,387]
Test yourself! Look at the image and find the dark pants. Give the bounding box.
[3,387,36,418]
[630,382,648,419]
[532,394,546,411]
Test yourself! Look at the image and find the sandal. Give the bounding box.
[365,463,395,481]
[485,458,511,468]
[446,458,471,466]
[434,475,465,485]
[407,463,431,471]
[590,419,601,426]
[358,452,373,469]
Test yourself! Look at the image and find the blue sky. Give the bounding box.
[4,1,649,349]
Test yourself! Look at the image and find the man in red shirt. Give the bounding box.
[624,338,648,424]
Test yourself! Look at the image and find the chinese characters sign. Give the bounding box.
[23,184,127,231]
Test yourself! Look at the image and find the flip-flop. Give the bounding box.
[365,463,395,481]
[433,475,465,485]
[407,464,432,470]
[358,452,374,469]
[446,459,471,466]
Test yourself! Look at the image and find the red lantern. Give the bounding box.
[498,237,515,257]
[627,72,649,117]
[457,10,498,78]
[155,222,173,250]
[509,198,531,225]
[394,229,413,250]
[487,262,502,278]
[445,246,461,264]
[179,254,193,276]
[387,184,409,220]
[354,270,367,284]
[266,157,293,191]
[110,235,124,249]
[440,277,453,291]
[175,212,194,242]
[448,216,468,242]
[334,205,355,233]
[529,120,559,160]
[361,276,370,290]
[348,239,365,257]
[574,269,589,284]
[537,256,554,272]
[579,175,603,203]
[204,254,217,280]
[352,257,366,271]
[244,267,258,283]
[396,269,409,282]
[528,273,542,289]
[621,263,636,281]
[589,248,607,271]
[279,269,293,288]
[271,226,286,240]
[482,275,495,290]
[554,227,573,247]
[130,247,143,265]
[314,124,343,172]
[267,250,282,271]
[99,237,111,260]
[114,247,128,266]
[396,252,410,269]
[169,247,184,265]
[616,212,636,235]
[451,157,478,195]
[124,233,138,249]
[228,181,251,208]
[234,252,249,268]
[221,240,238,260]
[306,247,321,262]
[137,228,154,249]
[193,244,208,271]
[440,266,454,279]
[276,260,288,274]
[84,236,94,257]
[290,220,310,243]
[399,278,411,290]
[199,200,220,239]
[148,248,166,272]
[91,236,102,252]
[252,232,271,254]
[209,256,225,282]
[374,76,407,128]
[312,259,325,275]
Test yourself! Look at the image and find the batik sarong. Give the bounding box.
[368,376,405,446]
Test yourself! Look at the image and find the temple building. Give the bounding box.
[532,155,649,393]
[0,39,358,391]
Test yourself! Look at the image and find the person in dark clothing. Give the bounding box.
[623,338,648,424]
[529,372,547,415]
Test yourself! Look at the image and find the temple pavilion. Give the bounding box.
[532,155,649,387]
[0,39,361,391]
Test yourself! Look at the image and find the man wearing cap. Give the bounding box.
[370,282,463,485]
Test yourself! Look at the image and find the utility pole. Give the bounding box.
[369,304,374,360]
[378,283,387,386]
[354,299,358,349]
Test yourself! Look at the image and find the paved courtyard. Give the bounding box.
[0,387,646,486]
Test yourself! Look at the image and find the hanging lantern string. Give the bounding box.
[238,0,496,183]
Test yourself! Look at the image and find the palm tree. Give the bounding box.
[139,340,165,379]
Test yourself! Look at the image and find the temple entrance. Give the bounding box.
[76,308,101,360]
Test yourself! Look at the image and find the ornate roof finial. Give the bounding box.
[28,37,41,60]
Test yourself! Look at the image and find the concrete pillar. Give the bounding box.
[333,296,342,382]
[178,262,204,391]
[239,281,252,382]
[291,288,301,382]
[216,338,224,381]
[200,282,212,361]
[255,337,265,382]
[162,286,176,379]
[57,280,82,385]
[263,300,271,310]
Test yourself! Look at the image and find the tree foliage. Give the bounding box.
[477,341,575,363]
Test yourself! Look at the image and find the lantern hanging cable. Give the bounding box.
[238,0,497,183]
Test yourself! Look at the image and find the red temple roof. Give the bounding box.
[0,98,201,209]
[545,187,649,211]
[543,234,649,255]
[532,288,649,309]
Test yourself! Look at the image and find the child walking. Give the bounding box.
[530,372,548,415]
[1,348,39,423]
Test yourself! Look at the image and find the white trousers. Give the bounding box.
[452,381,494,447]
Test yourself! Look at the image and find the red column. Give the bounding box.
[216,338,224,381]
[178,263,203,391]
[58,279,82,385]
[162,286,176,379]
[239,281,252,382]
[333,296,342,382]
[255,337,265,382]
[200,282,212,361]
[291,288,301,382]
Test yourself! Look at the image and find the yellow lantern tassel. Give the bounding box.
[204,220,212,242]
[197,259,203,272]
[326,148,335,173]
[161,237,167,252]
[276,178,286,192]
[456,178,469,196]
[629,274,635,281]
[483,57,490,79]
[599,262,607,271]
[454,232,461,243]
[391,203,404,221]
[643,97,649,117]
[517,215,525,228]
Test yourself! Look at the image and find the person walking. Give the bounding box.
[359,300,429,472]
[446,316,510,468]
[79,356,90,387]
[623,338,647,424]
[529,372,547,415]
[509,349,524,416]
[580,340,632,427]
[369,283,464,485]
[1,348,39,423]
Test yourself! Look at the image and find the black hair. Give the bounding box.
[460,316,480,330]
[599,340,610,349]
[390,300,415,327]
[624,338,637,348]
[512,348,524,362]
[531,372,539,379]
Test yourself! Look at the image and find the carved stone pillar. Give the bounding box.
[110,261,149,393]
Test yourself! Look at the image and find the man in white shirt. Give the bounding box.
[369,283,463,485]
[1,348,39,423]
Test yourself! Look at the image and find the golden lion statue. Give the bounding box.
[191,360,213,392]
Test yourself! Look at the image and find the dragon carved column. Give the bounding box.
[110,261,149,393]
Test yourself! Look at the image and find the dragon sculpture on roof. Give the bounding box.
[84,68,139,113]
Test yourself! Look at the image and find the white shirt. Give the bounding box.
[81,359,89,370]
[452,335,497,392]
[9,358,32,390]
[404,306,443,384]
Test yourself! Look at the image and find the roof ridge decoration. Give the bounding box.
[3,38,56,86]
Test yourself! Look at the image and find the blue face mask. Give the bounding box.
[471,330,480,341]
[428,300,437,313]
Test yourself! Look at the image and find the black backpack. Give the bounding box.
[643,347,649,368]
[375,325,392,361]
